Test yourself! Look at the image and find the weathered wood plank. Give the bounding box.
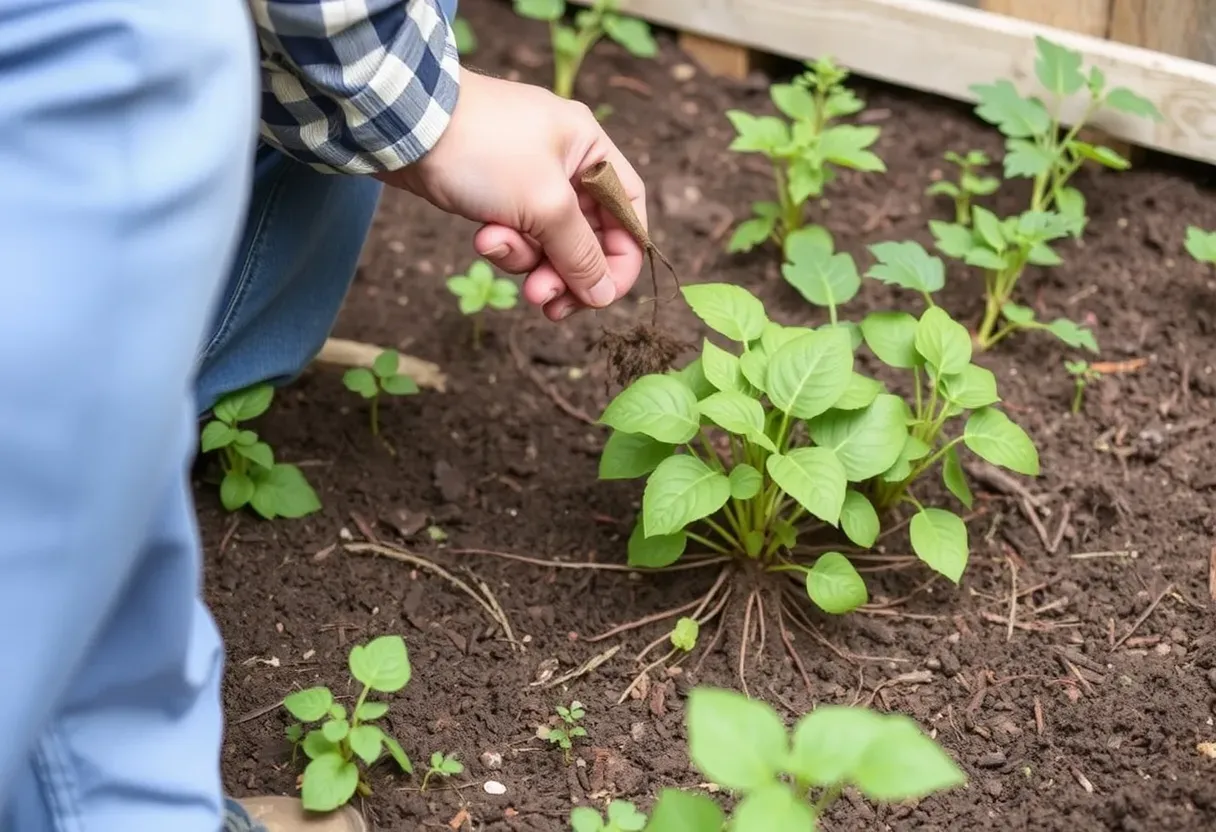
[677,32,754,79]
[1109,0,1216,64]
[980,0,1112,38]
[569,0,1216,164]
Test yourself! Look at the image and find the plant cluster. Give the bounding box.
[726,56,884,255]
[421,751,464,791]
[282,636,414,811]
[342,349,419,437]
[514,0,657,100]
[447,259,520,348]
[545,700,588,763]
[201,383,321,520]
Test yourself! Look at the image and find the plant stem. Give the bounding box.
[976,286,1004,348]
[472,314,483,349]
[370,394,380,437]
[420,770,435,792]
[686,530,732,555]
[1071,381,1085,414]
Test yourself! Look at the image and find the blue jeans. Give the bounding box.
[0,1,390,830]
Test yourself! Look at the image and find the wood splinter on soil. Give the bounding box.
[580,160,690,388]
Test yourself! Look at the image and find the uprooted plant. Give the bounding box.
[200,382,321,520]
[726,56,884,255]
[928,35,1160,351]
[513,0,656,100]
[597,273,1038,690]
[282,635,414,812]
[342,348,419,437]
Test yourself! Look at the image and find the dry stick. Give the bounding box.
[617,647,678,705]
[738,590,759,697]
[586,566,732,643]
[1112,583,1174,649]
[1005,554,1019,643]
[447,547,729,573]
[345,543,519,651]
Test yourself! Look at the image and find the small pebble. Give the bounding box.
[483,780,507,796]
[925,657,942,671]
[977,751,1007,769]
[984,779,1004,798]
[480,751,503,771]
[670,63,696,82]
[1170,627,1188,645]
[1154,642,1172,657]
[939,652,961,676]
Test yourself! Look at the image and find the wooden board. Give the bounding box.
[677,32,753,79]
[1109,0,1216,64]
[980,0,1111,38]
[570,0,1216,165]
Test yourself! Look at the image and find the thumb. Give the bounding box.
[529,187,617,309]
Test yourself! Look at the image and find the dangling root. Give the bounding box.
[587,565,732,644]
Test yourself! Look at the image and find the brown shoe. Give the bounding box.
[234,795,367,832]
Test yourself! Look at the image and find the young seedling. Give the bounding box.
[1065,359,1101,414]
[637,687,965,831]
[420,752,464,792]
[726,56,884,254]
[929,36,1160,350]
[545,701,587,763]
[342,349,419,437]
[926,150,1000,225]
[570,800,647,832]
[1184,225,1216,266]
[513,0,656,99]
[200,383,321,520]
[453,16,477,55]
[446,260,519,348]
[282,635,414,812]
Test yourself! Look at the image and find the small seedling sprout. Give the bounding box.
[1184,226,1216,266]
[446,259,519,348]
[569,799,647,832]
[513,0,656,99]
[200,383,321,520]
[546,701,587,763]
[420,751,464,791]
[1065,359,1101,414]
[342,349,419,437]
[281,635,414,811]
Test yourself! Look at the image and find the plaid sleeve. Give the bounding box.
[249,0,461,174]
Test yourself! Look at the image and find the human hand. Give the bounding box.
[381,70,647,322]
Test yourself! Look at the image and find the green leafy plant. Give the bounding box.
[545,701,587,763]
[1065,359,1101,414]
[571,800,647,832]
[342,349,419,437]
[726,56,884,254]
[514,0,657,99]
[421,751,464,791]
[1185,225,1216,265]
[638,687,965,831]
[926,150,1000,225]
[200,383,321,520]
[446,259,519,348]
[282,635,414,812]
[453,16,477,54]
[929,36,1160,350]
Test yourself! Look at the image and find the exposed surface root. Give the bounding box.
[595,323,690,389]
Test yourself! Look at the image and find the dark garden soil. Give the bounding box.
[205,1,1216,829]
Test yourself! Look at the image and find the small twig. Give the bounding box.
[862,670,934,709]
[1061,657,1096,696]
[448,547,729,573]
[1005,554,1019,643]
[542,645,621,690]
[1033,696,1045,735]
[617,646,674,705]
[1069,549,1138,560]
[233,697,286,725]
[587,566,732,643]
[1048,503,1071,555]
[218,514,241,555]
[1070,767,1095,794]
[1112,583,1174,649]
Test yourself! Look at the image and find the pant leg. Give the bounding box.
[0,1,257,831]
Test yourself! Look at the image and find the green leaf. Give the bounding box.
[731,783,817,832]
[599,431,675,480]
[700,339,754,396]
[249,463,321,520]
[726,111,791,154]
[865,241,945,294]
[285,723,303,744]
[372,349,399,379]
[235,440,274,471]
[852,715,967,801]
[670,617,701,652]
[926,181,960,199]
[942,445,974,509]
[514,0,564,21]
[1018,209,1080,241]
[840,490,880,548]
[729,464,763,500]
[783,224,835,260]
[767,448,848,525]
[909,508,969,583]
[940,364,1000,409]
[214,383,274,424]
[880,433,931,483]
[1073,140,1130,170]
[1185,226,1216,264]
[1027,242,1064,266]
[766,328,855,419]
[1046,318,1099,353]
[301,752,360,812]
[1105,86,1163,121]
[819,125,886,172]
[833,373,884,410]
[220,471,255,511]
[808,394,909,480]
[930,220,975,259]
[964,407,1040,476]
[642,455,732,537]
[728,215,777,253]
[970,79,1051,137]
[603,15,657,57]
[322,718,350,743]
[964,246,1009,271]
[782,248,861,310]
[1004,139,1055,178]
[669,357,717,400]
[698,391,767,441]
[349,635,412,693]
[738,349,768,394]
[283,687,334,722]
[329,703,347,721]
[569,807,604,832]
[806,553,868,614]
[487,279,519,310]
[356,702,389,721]
[789,705,886,786]
[971,206,1006,252]
[786,157,826,204]
[860,311,920,369]
[685,688,787,792]
[627,522,687,568]
[440,756,465,775]
[643,789,725,832]
[681,283,768,342]
[382,734,413,773]
[234,430,257,447]
[1001,302,1036,325]
[1034,36,1085,95]
[600,375,700,444]
[302,730,338,760]
[200,421,237,452]
[770,83,816,120]
[915,307,972,375]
